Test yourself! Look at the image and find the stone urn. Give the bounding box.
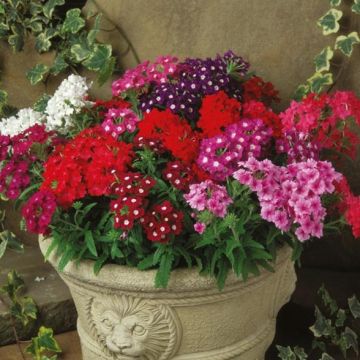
[39,237,296,360]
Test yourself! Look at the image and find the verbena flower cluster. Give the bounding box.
[0,51,359,287]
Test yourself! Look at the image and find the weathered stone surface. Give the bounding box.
[0,246,76,346]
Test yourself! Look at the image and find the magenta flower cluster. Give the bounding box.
[21,190,57,234]
[234,158,341,241]
[276,130,320,163]
[101,108,140,137]
[197,118,272,181]
[184,180,232,233]
[112,56,178,96]
[0,125,51,199]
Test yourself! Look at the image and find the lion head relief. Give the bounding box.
[88,295,181,360]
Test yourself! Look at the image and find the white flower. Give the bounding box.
[0,108,44,137]
[44,74,90,133]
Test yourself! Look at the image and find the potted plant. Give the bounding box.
[0,51,358,360]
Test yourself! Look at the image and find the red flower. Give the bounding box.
[197,91,241,137]
[242,100,283,137]
[242,76,280,104]
[41,127,134,207]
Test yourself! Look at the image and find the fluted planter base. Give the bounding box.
[39,237,296,360]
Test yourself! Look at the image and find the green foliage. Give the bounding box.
[314,47,334,73]
[317,9,343,35]
[277,287,360,359]
[0,88,8,115]
[352,0,360,14]
[335,31,360,57]
[0,270,37,326]
[0,0,116,85]
[330,0,341,6]
[26,326,62,360]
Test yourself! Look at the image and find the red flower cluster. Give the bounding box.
[41,127,133,207]
[162,161,194,191]
[242,76,280,104]
[143,200,183,243]
[136,109,199,164]
[335,177,360,238]
[242,100,283,137]
[197,91,241,137]
[111,172,156,230]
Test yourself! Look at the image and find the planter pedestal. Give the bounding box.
[39,238,296,360]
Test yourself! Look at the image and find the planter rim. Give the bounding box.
[39,236,292,294]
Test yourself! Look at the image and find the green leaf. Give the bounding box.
[8,33,24,52]
[85,230,97,257]
[35,33,52,53]
[335,308,346,327]
[155,250,174,288]
[26,64,49,85]
[0,4,4,14]
[353,0,360,14]
[97,56,115,85]
[87,13,102,44]
[37,326,61,352]
[348,295,360,319]
[93,253,108,274]
[0,270,24,299]
[335,32,360,57]
[342,326,359,355]
[27,20,43,33]
[43,0,65,19]
[310,306,332,337]
[0,237,8,258]
[293,84,310,101]
[137,254,155,270]
[330,0,341,6]
[318,285,338,315]
[70,43,91,62]
[17,296,37,325]
[34,94,51,112]
[83,44,112,71]
[276,345,297,360]
[320,354,335,360]
[317,9,343,35]
[314,46,334,72]
[0,89,8,112]
[308,72,333,93]
[62,9,85,34]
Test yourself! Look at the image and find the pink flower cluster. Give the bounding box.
[184,180,232,233]
[112,56,178,96]
[21,190,57,234]
[0,125,52,199]
[197,118,272,181]
[276,130,320,163]
[101,108,140,137]
[234,158,341,241]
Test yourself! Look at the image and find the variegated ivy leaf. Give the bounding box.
[330,0,341,6]
[26,63,49,85]
[321,354,335,360]
[317,9,343,35]
[87,14,102,45]
[50,54,68,75]
[0,4,4,14]
[352,0,360,14]
[83,44,112,71]
[293,84,310,101]
[348,295,360,318]
[308,72,333,93]
[62,9,85,34]
[314,46,334,72]
[71,43,91,62]
[335,32,360,57]
[35,33,52,53]
[8,33,24,52]
[43,0,65,19]
[0,89,8,111]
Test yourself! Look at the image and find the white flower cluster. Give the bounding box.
[0,108,44,137]
[45,74,90,133]
[0,75,90,137]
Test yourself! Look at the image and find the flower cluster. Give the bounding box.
[242,75,280,105]
[197,118,272,180]
[0,108,44,137]
[112,56,179,96]
[162,161,194,191]
[22,190,57,234]
[45,75,90,133]
[234,158,341,241]
[184,180,232,218]
[111,172,156,231]
[101,108,140,137]
[280,91,360,158]
[41,127,133,207]
[142,201,184,243]
[139,51,249,120]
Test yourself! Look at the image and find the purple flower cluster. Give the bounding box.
[184,180,233,233]
[112,56,179,96]
[0,125,51,199]
[139,51,249,120]
[276,130,320,163]
[234,158,341,241]
[197,118,272,181]
[101,108,140,138]
[21,190,57,234]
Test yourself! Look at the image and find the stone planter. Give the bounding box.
[39,237,296,360]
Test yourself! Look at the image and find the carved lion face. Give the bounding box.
[89,296,180,360]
